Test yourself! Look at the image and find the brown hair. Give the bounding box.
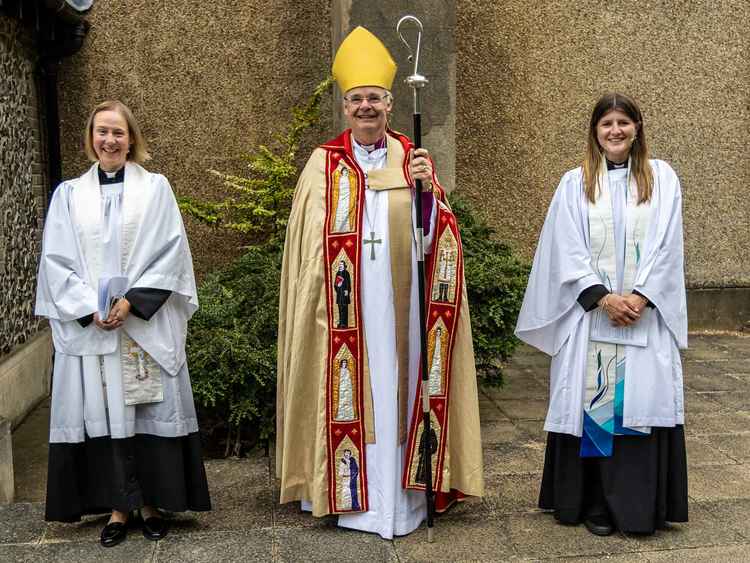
[583,93,653,204]
[83,100,151,164]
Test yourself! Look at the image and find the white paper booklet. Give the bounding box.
[590,308,649,347]
[98,276,129,319]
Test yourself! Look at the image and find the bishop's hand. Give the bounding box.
[408,148,433,189]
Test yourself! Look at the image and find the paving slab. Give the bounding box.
[684,412,750,436]
[689,465,750,502]
[621,502,742,551]
[479,398,513,422]
[483,441,546,475]
[44,514,112,543]
[393,518,519,562]
[700,499,750,542]
[493,399,548,422]
[184,457,274,532]
[483,372,548,400]
[707,434,750,462]
[684,436,738,467]
[481,473,540,515]
[0,502,45,545]
[683,371,746,393]
[705,391,750,412]
[514,420,547,444]
[505,511,634,559]
[273,493,340,530]
[0,539,155,562]
[276,526,398,562]
[154,530,273,562]
[481,421,529,446]
[10,400,50,503]
[684,391,729,414]
[711,360,750,375]
[644,543,750,561]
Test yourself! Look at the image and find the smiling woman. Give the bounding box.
[516,92,688,537]
[35,100,211,548]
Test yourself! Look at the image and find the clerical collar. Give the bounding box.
[352,136,386,154]
[606,158,628,171]
[98,166,125,185]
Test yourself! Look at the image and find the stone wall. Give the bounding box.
[0,16,47,359]
[57,0,332,278]
[456,1,750,289]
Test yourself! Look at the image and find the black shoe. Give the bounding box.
[100,521,128,547]
[584,513,614,536]
[141,514,169,541]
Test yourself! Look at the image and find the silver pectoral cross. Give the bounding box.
[363,231,382,260]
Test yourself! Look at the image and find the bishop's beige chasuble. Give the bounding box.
[276,129,484,516]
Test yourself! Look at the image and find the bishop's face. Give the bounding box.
[343,86,392,145]
[595,109,637,164]
[92,110,131,172]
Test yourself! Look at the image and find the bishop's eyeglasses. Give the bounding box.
[344,94,390,107]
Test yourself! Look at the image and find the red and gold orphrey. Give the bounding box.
[321,130,464,514]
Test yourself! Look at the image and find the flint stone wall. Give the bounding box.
[0,16,47,360]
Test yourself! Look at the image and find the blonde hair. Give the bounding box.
[583,92,653,204]
[83,100,151,164]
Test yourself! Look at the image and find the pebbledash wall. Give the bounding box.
[455,1,750,329]
[56,0,332,278]
[57,1,748,329]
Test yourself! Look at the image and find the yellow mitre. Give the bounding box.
[332,26,397,94]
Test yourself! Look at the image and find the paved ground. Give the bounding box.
[3,334,750,562]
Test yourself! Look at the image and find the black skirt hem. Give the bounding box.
[45,432,212,523]
[538,425,689,534]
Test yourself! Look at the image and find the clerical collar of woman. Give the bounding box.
[98,165,125,185]
[606,157,628,171]
[353,136,387,153]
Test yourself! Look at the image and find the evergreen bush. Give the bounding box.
[450,195,530,386]
[182,78,529,454]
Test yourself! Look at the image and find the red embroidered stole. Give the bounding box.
[401,196,465,510]
[321,129,463,514]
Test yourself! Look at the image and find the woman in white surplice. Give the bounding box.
[35,101,210,547]
[516,93,688,536]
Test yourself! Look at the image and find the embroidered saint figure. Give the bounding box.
[334,261,351,328]
[428,327,443,395]
[346,449,360,510]
[415,427,438,485]
[338,449,360,510]
[435,247,456,302]
[335,359,355,421]
[338,454,352,509]
[333,168,353,233]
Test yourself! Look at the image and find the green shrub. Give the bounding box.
[187,242,282,455]
[450,195,531,386]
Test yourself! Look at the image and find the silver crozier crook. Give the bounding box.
[396,14,435,543]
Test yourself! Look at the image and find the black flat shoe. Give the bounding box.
[584,513,614,536]
[141,514,169,541]
[100,521,128,547]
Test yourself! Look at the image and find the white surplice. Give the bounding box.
[515,160,687,437]
[35,163,200,443]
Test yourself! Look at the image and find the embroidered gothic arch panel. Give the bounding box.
[332,344,357,421]
[431,227,458,303]
[331,249,356,329]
